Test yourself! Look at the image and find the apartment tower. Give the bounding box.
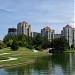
[61,25,75,47]
[41,26,54,42]
[17,21,31,36]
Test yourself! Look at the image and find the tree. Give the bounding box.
[17,35,28,47]
[7,39,13,47]
[3,34,18,47]
[41,36,51,49]
[32,34,42,50]
[3,34,13,43]
[32,34,51,50]
[11,40,18,51]
[0,41,6,49]
[50,36,69,52]
[71,45,74,50]
[3,33,51,50]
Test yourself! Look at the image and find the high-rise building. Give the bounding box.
[73,28,75,47]
[41,26,54,42]
[17,21,31,36]
[8,28,17,36]
[61,25,75,47]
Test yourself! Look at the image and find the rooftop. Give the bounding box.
[43,26,51,30]
[64,25,72,28]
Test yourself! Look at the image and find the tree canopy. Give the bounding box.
[3,34,69,52]
[50,36,69,52]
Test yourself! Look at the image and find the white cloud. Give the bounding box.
[70,22,75,28]
[0,0,74,40]
[34,18,65,23]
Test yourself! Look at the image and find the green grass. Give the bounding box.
[0,47,50,67]
[0,56,8,60]
[64,49,75,53]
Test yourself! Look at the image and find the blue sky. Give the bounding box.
[0,0,74,40]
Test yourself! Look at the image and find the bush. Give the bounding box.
[26,44,34,50]
[18,41,27,47]
[0,41,5,49]
[7,39,13,47]
[11,40,18,51]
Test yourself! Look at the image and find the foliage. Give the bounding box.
[26,44,34,50]
[3,34,51,50]
[3,34,18,47]
[3,34,69,52]
[7,39,13,47]
[11,40,18,51]
[0,41,6,49]
[41,36,51,49]
[50,36,69,52]
[71,45,74,50]
[32,34,50,50]
[18,35,28,47]
[32,34,42,49]
[3,34,13,43]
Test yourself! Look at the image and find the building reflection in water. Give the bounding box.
[3,53,75,75]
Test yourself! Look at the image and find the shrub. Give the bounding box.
[26,44,34,50]
[0,41,5,49]
[7,39,13,47]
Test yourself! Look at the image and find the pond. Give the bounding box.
[0,53,75,75]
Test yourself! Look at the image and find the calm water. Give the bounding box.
[0,53,75,75]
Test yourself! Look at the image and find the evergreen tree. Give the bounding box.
[11,40,18,51]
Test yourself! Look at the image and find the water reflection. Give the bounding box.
[1,53,75,75]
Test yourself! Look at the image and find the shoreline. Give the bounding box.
[0,54,51,68]
[1,48,75,68]
[64,49,75,53]
[0,47,52,68]
[0,60,35,68]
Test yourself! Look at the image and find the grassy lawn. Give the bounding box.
[0,47,50,67]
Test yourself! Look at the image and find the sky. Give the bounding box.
[0,0,74,40]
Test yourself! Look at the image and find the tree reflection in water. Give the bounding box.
[4,53,75,75]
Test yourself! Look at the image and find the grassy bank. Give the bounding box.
[0,47,50,68]
[64,49,75,53]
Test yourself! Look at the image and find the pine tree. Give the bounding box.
[11,40,18,51]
